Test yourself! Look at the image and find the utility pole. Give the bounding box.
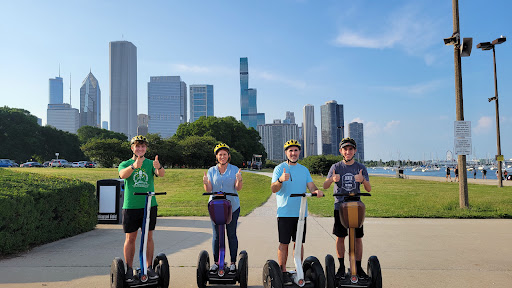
[450,0,469,208]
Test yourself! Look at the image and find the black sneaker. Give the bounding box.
[125,267,134,283]
[147,267,159,280]
[335,266,346,279]
[282,272,293,285]
[357,268,369,280]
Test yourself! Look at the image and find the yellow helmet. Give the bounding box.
[130,135,149,145]
[214,143,230,155]
[284,139,301,150]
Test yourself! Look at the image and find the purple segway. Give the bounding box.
[197,192,248,288]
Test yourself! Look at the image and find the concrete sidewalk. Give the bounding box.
[1,173,511,287]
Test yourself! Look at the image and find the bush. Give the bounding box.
[299,155,343,175]
[0,168,97,255]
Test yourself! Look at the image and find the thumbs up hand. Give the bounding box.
[153,155,161,169]
[280,168,290,183]
[332,170,340,183]
[203,171,210,185]
[355,169,364,183]
[236,168,243,181]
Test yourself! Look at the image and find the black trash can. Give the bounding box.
[96,179,124,224]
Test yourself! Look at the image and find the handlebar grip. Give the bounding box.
[133,192,167,196]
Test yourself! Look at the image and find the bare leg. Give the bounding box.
[124,231,138,268]
[355,238,363,261]
[147,230,154,268]
[278,243,289,272]
[292,242,304,262]
[336,236,345,258]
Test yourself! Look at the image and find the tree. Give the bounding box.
[178,136,217,168]
[144,134,182,167]
[81,138,129,168]
[77,126,127,144]
[173,116,267,162]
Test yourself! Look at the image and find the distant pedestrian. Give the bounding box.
[446,167,451,182]
[454,167,459,182]
[473,169,477,179]
[482,169,487,179]
[504,170,508,180]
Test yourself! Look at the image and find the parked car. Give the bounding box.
[0,159,14,167]
[42,161,51,167]
[85,161,97,168]
[71,162,79,168]
[76,161,87,168]
[50,159,73,167]
[21,161,43,167]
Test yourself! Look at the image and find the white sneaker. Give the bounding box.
[229,263,236,273]
[210,263,219,272]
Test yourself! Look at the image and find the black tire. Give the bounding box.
[325,254,336,288]
[237,250,249,288]
[197,250,210,288]
[110,257,125,288]
[262,260,283,288]
[153,253,170,288]
[367,255,382,288]
[303,256,326,288]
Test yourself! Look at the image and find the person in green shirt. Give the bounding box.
[118,135,165,282]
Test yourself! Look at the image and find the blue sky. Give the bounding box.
[1,0,511,161]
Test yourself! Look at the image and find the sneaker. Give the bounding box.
[210,263,219,272]
[125,267,134,283]
[147,267,159,280]
[335,266,346,279]
[357,268,369,280]
[229,263,236,273]
[282,272,293,285]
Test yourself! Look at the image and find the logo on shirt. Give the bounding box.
[341,173,356,192]
[133,169,149,188]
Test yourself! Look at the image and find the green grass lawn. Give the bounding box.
[11,168,512,218]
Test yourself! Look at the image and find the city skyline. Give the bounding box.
[2,0,511,161]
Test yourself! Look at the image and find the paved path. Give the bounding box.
[1,173,511,287]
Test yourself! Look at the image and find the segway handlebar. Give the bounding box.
[332,192,371,197]
[290,193,324,197]
[203,191,239,197]
[133,192,167,196]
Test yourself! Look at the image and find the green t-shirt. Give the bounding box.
[118,158,157,209]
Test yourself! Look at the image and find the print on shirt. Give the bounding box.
[342,173,356,192]
[133,169,150,188]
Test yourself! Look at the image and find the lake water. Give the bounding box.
[368,167,499,179]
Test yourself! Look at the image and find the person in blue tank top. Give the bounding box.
[323,137,372,281]
[203,143,243,273]
[271,139,323,283]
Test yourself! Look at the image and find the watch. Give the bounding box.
[130,164,135,170]
[277,178,282,183]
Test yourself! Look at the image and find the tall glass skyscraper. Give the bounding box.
[79,71,101,128]
[321,100,344,155]
[258,119,299,161]
[240,57,265,129]
[189,84,214,122]
[148,76,187,138]
[49,76,63,104]
[348,122,364,161]
[303,104,317,157]
[109,40,137,139]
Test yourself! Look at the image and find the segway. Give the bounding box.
[324,191,382,288]
[262,193,326,288]
[197,192,249,288]
[110,192,170,288]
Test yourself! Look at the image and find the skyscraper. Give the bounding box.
[102,121,108,130]
[283,111,295,124]
[137,114,148,136]
[109,40,137,139]
[240,57,265,129]
[79,71,101,128]
[303,104,317,157]
[47,103,79,134]
[348,122,364,161]
[49,76,63,104]
[189,84,214,122]
[148,76,187,138]
[258,118,299,161]
[321,100,344,155]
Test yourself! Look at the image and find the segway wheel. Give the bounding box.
[324,254,336,288]
[197,250,210,288]
[110,257,125,288]
[262,260,283,288]
[153,253,170,288]
[367,255,382,288]
[237,250,249,288]
[303,256,326,288]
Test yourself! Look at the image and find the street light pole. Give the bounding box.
[477,37,506,187]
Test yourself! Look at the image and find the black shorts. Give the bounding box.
[122,206,158,233]
[333,210,364,238]
[277,217,307,244]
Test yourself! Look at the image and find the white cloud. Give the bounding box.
[384,120,400,131]
[351,117,364,123]
[473,116,493,134]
